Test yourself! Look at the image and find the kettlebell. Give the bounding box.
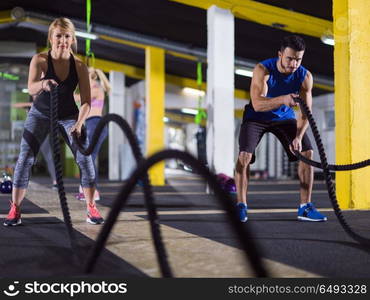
[224,178,237,194]
[0,180,12,194]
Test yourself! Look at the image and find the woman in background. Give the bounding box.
[75,67,110,201]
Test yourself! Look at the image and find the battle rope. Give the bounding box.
[292,97,370,247]
[72,115,267,277]
[295,153,369,171]
[50,86,82,264]
[71,113,172,277]
[84,149,268,277]
[68,107,267,276]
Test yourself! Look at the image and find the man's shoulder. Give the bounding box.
[297,65,310,80]
[299,64,308,71]
[301,69,313,86]
[254,63,269,76]
[260,57,276,66]
[259,57,276,73]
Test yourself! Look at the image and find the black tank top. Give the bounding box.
[34,51,79,119]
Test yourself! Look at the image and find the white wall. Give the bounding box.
[108,71,125,180]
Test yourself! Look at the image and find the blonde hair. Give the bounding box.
[47,17,77,53]
[90,67,111,93]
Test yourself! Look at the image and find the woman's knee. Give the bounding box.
[13,156,34,188]
[80,167,96,187]
[76,156,95,178]
[16,152,35,169]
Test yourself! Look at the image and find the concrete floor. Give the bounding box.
[1,170,370,278]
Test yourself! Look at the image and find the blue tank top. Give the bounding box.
[244,57,307,121]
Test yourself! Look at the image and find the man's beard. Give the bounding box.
[280,60,294,74]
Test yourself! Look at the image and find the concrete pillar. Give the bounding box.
[120,84,137,180]
[108,71,125,180]
[145,46,165,185]
[267,133,276,178]
[333,0,370,208]
[206,5,235,177]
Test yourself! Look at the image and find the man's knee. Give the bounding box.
[302,149,313,159]
[236,152,253,172]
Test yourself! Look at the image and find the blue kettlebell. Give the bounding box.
[0,180,12,194]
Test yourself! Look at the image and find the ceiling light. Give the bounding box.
[182,87,205,97]
[235,68,253,77]
[75,31,98,40]
[321,35,334,46]
[181,108,198,115]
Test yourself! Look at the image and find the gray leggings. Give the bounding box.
[13,106,95,188]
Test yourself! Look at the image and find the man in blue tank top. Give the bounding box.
[236,35,327,223]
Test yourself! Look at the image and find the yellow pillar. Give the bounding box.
[145,46,165,186]
[333,0,370,208]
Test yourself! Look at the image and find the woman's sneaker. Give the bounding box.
[298,202,327,222]
[94,190,100,201]
[3,201,22,226]
[76,190,100,201]
[86,203,104,225]
[75,193,85,201]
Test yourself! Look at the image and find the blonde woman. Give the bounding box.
[75,67,110,201]
[3,17,104,226]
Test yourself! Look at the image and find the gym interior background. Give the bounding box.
[0,0,370,280]
[0,0,337,182]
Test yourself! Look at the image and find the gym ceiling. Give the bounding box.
[0,0,333,96]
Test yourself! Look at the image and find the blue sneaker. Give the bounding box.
[298,202,327,222]
[237,203,248,222]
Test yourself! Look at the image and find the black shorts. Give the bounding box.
[238,119,313,164]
